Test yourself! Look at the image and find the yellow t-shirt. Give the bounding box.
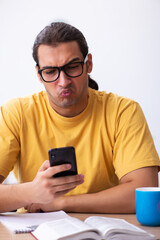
[0,88,159,196]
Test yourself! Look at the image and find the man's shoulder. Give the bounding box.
[89,88,137,108]
[1,91,47,114]
[3,91,46,106]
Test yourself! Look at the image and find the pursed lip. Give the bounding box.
[60,88,73,97]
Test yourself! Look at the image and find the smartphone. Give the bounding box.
[48,146,78,178]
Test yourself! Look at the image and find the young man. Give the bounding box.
[0,22,159,213]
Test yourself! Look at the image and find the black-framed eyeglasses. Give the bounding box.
[38,54,88,83]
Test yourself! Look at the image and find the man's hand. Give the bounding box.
[29,160,84,205]
[25,198,63,213]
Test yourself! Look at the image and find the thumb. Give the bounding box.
[38,160,50,172]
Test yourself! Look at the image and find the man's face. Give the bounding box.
[36,41,92,117]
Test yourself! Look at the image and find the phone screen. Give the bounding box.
[48,146,78,177]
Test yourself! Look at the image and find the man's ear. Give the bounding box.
[35,65,43,83]
[87,53,93,73]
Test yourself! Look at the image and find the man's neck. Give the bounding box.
[49,96,89,118]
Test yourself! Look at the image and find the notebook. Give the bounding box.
[0,210,69,233]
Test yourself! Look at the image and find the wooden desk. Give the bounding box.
[0,213,159,239]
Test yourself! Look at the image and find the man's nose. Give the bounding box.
[58,70,71,87]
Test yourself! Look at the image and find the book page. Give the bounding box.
[32,217,101,240]
[85,216,156,240]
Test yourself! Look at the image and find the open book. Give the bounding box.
[31,215,156,240]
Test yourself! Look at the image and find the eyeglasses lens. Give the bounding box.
[41,62,83,82]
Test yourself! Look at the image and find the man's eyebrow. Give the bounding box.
[67,57,81,64]
[40,57,82,69]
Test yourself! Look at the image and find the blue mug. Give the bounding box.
[136,187,160,226]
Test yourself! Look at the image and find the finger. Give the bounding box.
[52,174,84,186]
[28,207,41,213]
[45,174,84,190]
[55,187,77,198]
[44,164,72,178]
[38,160,50,172]
[27,204,41,213]
[51,179,83,194]
[28,208,41,213]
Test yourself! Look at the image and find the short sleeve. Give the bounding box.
[113,100,160,180]
[0,100,21,179]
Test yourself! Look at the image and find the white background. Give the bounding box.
[0,0,159,183]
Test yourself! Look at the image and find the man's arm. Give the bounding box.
[0,161,84,213]
[39,166,158,213]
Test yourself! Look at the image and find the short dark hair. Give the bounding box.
[32,22,98,90]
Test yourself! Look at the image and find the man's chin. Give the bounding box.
[57,98,76,108]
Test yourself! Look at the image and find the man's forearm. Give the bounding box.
[60,166,158,214]
[0,183,33,212]
[62,183,136,213]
